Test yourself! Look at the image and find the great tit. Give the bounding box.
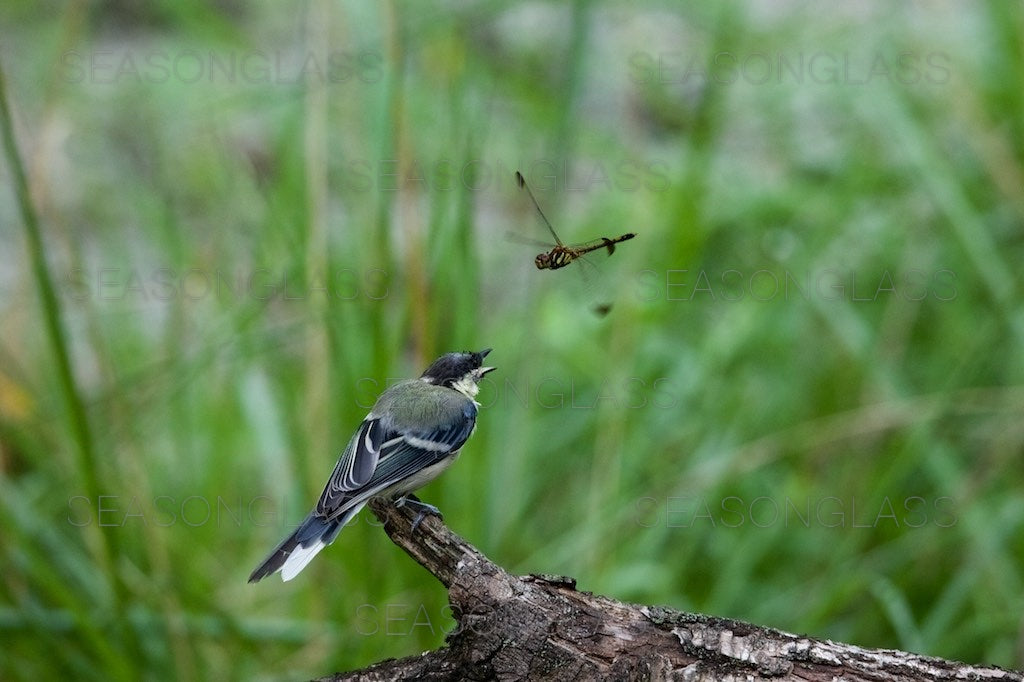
[248,348,495,583]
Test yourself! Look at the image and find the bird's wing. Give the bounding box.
[340,418,386,490]
[314,400,478,519]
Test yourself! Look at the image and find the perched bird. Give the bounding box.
[249,348,496,583]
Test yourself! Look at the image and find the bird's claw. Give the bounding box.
[395,495,442,532]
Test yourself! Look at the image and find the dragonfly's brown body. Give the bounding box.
[515,171,637,271]
[534,233,637,270]
[515,170,637,315]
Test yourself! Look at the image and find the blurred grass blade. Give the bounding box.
[0,59,140,676]
[0,64,101,515]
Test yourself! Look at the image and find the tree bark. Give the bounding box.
[317,500,1022,681]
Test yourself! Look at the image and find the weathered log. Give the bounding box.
[317,499,1022,681]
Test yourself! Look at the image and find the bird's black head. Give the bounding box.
[421,348,496,397]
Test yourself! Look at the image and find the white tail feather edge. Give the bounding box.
[281,540,327,581]
[279,501,368,581]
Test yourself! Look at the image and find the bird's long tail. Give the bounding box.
[248,503,364,582]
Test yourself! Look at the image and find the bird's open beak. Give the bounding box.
[478,348,495,376]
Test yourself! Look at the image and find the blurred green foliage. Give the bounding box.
[1,2,1023,680]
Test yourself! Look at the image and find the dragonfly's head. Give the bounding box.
[534,252,552,270]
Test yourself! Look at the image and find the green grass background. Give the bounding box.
[2,2,1023,680]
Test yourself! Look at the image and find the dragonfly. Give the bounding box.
[515,171,636,271]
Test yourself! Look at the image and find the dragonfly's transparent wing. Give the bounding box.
[573,253,617,316]
[505,231,553,249]
[515,171,564,246]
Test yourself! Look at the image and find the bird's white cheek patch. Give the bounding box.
[451,376,481,399]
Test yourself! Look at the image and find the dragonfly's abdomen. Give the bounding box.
[577,233,637,258]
